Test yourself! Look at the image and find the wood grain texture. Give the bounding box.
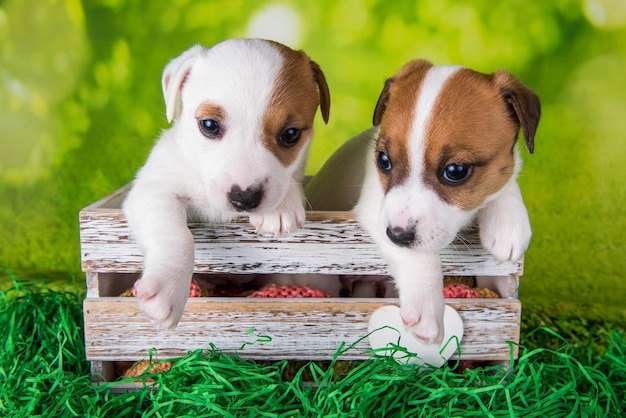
[83,298,521,362]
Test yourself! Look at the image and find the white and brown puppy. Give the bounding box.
[307,59,539,344]
[123,39,330,328]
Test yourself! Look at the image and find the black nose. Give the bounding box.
[386,225,416,247]
[229,184,264,212]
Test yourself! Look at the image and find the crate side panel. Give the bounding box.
[84,298,520,362]
[80,210,522,276]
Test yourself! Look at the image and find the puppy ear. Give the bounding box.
[310,60,331,124]
[373,78,393,126]
[162,45,204,123]
[494,70,541,154]
[374,59,433,126]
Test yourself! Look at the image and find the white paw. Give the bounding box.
[399,292,445,345]
[369,305,464,368]
[479,211,531,262]
[132,272,191,329]
[249,192,305,237]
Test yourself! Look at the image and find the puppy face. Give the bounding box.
[372,60,540,250]
[162,39,329,216]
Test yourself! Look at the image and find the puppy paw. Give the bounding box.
[479,211,531,262]
[400,295,445,345]
[132,273,191,329]
[249,187,305,236]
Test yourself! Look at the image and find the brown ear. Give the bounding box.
[373,59,433,126]
[310,60,331,124]
[493,70,541,154]
[373,78,393,126]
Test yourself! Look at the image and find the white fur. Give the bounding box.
[123,39,315,328]
[478,178,531,263]
[409,66,462,181]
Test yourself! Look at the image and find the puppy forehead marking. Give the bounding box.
[409,65,463,176]
[376,60,432,192]
[379,64,460,193]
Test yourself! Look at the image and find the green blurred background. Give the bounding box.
[1,0,625,320]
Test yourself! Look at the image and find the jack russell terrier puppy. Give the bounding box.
[123,39,330,328]
[306,59,540,344]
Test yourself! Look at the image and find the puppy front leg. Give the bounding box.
[382,246,445,345]
[249,182,305,237]
[123,185,194,329]
[478,180,532,262]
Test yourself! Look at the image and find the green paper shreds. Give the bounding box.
[0,272,91,416]
[1,275,625,417]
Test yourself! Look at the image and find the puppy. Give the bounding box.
[123,39,330,328]
[306,59,539,344]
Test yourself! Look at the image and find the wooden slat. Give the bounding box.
[83,298,520,362]
[80,210,523,277]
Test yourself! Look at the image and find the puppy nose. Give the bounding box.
[229,184,264,212]
[386,225,416,247]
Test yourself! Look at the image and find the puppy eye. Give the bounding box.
[198,119,222,139]
[377,151,392,172]
[278,127,302,147]
[442,163,472,184]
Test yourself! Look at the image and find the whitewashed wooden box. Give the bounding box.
[80,185,523,382]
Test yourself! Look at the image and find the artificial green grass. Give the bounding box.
[1,275,624,417]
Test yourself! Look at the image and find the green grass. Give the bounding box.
[1,276,625,417]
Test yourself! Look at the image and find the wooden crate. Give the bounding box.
[80,185,523,382]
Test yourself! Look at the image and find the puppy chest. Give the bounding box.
[80,184,525,384]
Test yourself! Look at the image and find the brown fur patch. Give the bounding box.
[374,60,433,192]
[423,68,522,210]
[261,43,330,167]
[194,102,227,122]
